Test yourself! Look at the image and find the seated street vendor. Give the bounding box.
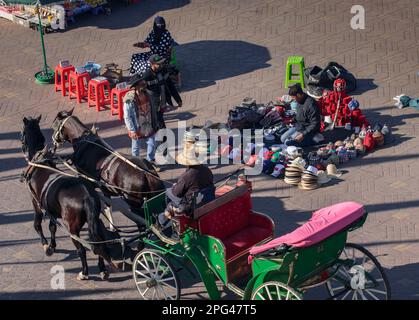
[158,144,215,228]
[130,16,174,75]
[281,84,321,147]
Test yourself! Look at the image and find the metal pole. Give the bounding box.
[37,6,48,73]
[34,1,54,84]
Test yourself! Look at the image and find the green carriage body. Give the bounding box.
[138,184,387,300]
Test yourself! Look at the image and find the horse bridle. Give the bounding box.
[52,115,74,146]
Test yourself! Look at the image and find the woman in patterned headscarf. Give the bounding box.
[130,16,174,75]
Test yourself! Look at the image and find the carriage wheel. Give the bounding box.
[251,281,302,300]
[132,249,181,300]
[326,243,391,300]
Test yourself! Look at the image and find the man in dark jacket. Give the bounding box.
[142,54,182,131]
[281,84,321,146]
[157,143,215,231]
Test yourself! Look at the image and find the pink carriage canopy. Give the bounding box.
[249,202,365,262]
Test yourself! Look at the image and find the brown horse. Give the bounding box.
[21,116,117,280]
[51,109,165,230]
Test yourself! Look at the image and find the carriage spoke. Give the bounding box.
[256,292,265,300]
[276,285,281,300]
[159,266,170,278]
[138,260,150,273]
[341,289,351,300]
[160,281,177,291]
[265,286,272,300]
[286,290,291,300]
[364,289,381,300]
[151,254,158,277]
[135,279,148,285]
[142,254,154,276]
[367,288,387,294]
[331,285,345,291]
[358,289,368,300]
[352,290,358,300]
[141,287,150,297]
[155,257,162,277]
[135,270,151,279]
[158,285,169,300]
[160,276,175,282]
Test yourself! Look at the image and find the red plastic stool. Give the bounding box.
[68,71,90,103]
[88,77,111,111]
[54,64,75,96]
[111,86,131,120]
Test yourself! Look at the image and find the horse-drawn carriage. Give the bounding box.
[132,179,391,300]
[21,113,390,300]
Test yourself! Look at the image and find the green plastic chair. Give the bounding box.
[285,56,305,89]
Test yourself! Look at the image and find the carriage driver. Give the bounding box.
[157,143,215,229]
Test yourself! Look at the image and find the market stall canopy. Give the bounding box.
[2,0,59,5]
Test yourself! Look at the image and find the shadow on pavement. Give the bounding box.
[66,0,190,30]
[178,40,271,92]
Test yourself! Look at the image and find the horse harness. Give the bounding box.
[21,160,125,250]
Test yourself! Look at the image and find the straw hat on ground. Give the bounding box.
[317,170,332,185]
[326,164,343,178]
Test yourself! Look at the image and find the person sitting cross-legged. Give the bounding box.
[281,83,322,147]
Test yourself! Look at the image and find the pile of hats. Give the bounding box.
[298,165,319,190]
[284,157,305,185]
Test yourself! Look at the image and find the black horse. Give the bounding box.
[21,116,117,280]
[51,109,165,229]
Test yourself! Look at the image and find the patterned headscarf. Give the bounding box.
[153,16,166,44]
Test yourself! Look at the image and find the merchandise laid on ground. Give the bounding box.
[182,60,391,191]
[0,0,111,32]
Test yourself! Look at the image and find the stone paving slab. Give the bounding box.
[1,0,419,299]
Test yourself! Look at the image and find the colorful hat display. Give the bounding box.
[325,154,340,166]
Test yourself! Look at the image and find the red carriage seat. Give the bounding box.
[197,186,274,262]
[249,202,366,260]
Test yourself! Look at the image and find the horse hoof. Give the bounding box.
[77,272,89,281]
[43,244,53,256]
[100,271,109,280]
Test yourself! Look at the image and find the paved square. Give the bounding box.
[1,0,419,299]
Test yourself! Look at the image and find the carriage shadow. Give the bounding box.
[178,40,271,92]
[64,0,190,31]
